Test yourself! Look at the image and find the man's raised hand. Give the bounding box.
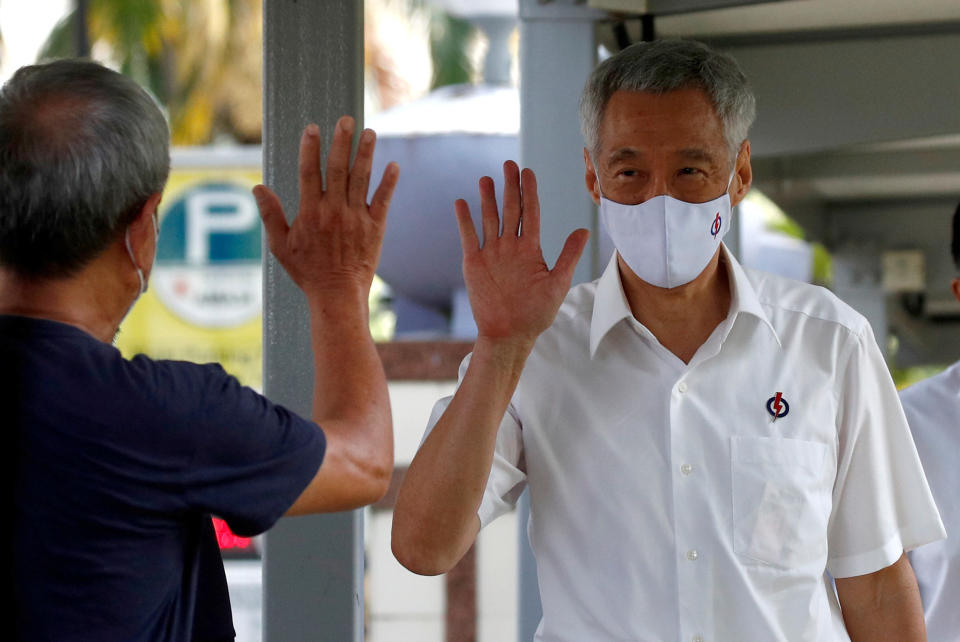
[253,116,399,299]
[456,161,589,347]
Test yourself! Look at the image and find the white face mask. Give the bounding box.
[597,169,735,289]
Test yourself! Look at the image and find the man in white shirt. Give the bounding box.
[900,204,960,641]
[392,39,944,641]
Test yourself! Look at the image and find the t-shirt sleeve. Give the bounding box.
[170,362,326,537]
[420,353,527,530]
[826,323,945,578]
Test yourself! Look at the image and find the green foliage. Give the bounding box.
[766,216,804,240]
[889,364,946,391]
[429,12,474,89]
[369,276,396,342]
[811,242,833,287]
[37,1,264,145]
[39,6,167,103]
[38,14,76,61]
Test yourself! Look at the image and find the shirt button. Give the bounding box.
[677,381,688,393]
[686,549,699,561]
[680,463,693,475]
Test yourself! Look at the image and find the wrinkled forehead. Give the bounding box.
[603,145,725,168]
[596,89,728,162]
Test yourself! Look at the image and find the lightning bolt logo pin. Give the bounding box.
[766,392,790,422]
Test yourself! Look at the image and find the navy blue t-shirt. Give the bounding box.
[2,315,326,641]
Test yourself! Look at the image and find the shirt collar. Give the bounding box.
[589,244,781,358]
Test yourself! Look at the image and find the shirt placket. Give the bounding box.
[670,372,709,642]
[670,330,726,642]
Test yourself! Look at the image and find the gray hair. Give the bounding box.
[0,59,170,278]
[579,39,756,162]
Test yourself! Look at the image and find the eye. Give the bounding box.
[677,167,701,176]
[620,169,639,177]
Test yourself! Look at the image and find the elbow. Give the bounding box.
[360,418,394,503]
[337,425,394,507]
[391,535,452,577]
[390,516,458,576]
[347,458,392,507]
[365,459,393,503]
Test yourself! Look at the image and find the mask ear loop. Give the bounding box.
[124,226,146,295]
[591,154,608,200]
[725,167,737,194]
[126,206,161,296]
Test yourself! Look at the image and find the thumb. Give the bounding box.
[551,228,590,285]
[253,185,289,259]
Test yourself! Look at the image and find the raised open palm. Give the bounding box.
[456,161,590,344]
[253,117,399,299]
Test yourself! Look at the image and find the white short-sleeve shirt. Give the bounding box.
[900,361,960,642]
[426,247,945,642]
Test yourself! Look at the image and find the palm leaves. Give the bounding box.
[40,0,261,144]
[37,0,476,144]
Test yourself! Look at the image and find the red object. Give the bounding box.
[212,517,253,551]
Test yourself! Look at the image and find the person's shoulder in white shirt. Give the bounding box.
[900,361,960,642]
[746,266,862,328]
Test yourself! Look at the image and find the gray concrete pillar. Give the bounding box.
[517,4,605,638]
[261,2,365,641]
[519,0,605,285]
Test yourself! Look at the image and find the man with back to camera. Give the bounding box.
[392,39,945,641]
[0,59,399,641]
[899,203,960,641]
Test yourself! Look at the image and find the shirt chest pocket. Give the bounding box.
[731,436,832,569]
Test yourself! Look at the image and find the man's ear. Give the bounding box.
[126,192,163,268]
[951,277,960,305]
[584,148,601,206]
[730,140,753,208]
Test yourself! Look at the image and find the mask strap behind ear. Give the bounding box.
[124,227,146,295]
[591,154,608,199]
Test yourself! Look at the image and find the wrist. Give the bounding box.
[472,334,536,369]
[305,285,370,319]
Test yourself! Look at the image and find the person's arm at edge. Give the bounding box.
[254,117,399,515]
[835,553,927,642]
[392,163,589,575]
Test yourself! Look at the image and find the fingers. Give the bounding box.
[454,198,479,256]
[518,168,540,243]
[348,128,376,209]
[478,176,500,245]
[253,184,289,259]
[369,162,400,223]
[325,115,354,203]
[552,228,591,285]
[298,124,323,211]
[501,161,521,238]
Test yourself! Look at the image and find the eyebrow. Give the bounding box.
[677,148,719,165]
[606,148,642,163]
[605,147,720,166]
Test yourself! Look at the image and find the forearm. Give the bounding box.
[837,554,926,642]
[307,287,392,489]
[392,336,532,575]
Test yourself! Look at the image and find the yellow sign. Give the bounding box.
[116,167,264,390]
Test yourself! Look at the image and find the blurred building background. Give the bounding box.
[4,1,959,640]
